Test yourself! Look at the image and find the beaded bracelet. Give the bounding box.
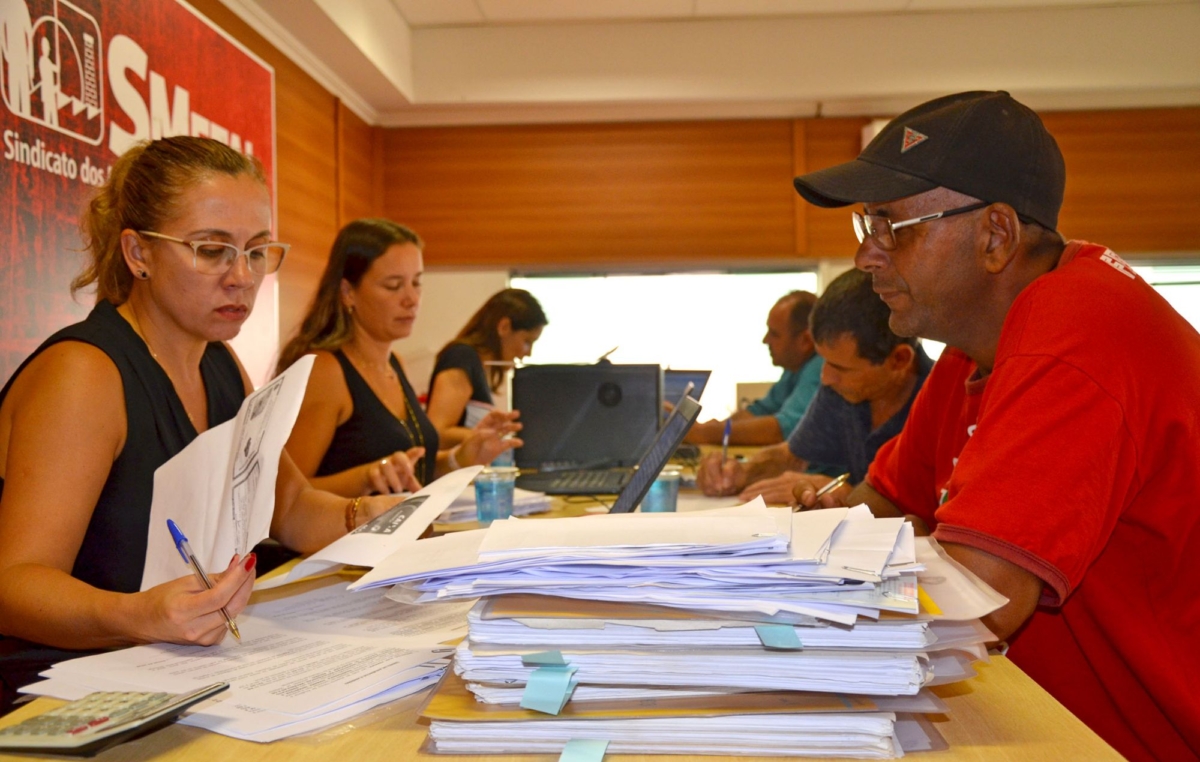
[344,496,364,533]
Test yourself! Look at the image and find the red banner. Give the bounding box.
[1,0,275,383]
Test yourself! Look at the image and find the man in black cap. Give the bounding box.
[792,91,1200,762]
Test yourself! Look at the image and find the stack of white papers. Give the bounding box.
[394,501,1005,758]
[359,504,942,625]
[24,585,472,742]
[430,712,907,758]
[437,487,552,524]
[465,597,994,654]
[455,642,932,695]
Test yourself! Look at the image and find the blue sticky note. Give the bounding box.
[559,738,609,762]
[522,650,568,667]
[755,624,803,650]
[520,665,579,715]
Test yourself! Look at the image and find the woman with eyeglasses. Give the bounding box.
[0,137,402,713]
[426,288,547,448]
[274,219,521,498]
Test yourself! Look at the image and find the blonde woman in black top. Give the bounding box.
[276,219,521,497]
[0,138,403,712]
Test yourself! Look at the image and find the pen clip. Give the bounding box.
[167,519,190,564]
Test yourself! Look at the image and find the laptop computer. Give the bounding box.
[517,392,702,497]
[608,394,702,513]
[513,364,661,494]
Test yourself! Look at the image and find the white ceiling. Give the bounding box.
[219,0,1200,126]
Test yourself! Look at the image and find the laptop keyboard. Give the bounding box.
[516,469,631,495]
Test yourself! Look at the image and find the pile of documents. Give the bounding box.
[353,501,1006,758]
[22,583,475,742]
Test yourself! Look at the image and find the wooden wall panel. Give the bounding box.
[793,109,1200,260]
[799,117,871,260]
[337,103,383,226]
[186,0,340,343]
[1044,108,1200,255]
[791,120,807,257]
[382,120,796,269]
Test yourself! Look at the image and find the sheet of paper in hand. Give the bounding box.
[139,356,315,591]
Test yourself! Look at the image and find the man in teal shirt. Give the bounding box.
[685,291,822,445]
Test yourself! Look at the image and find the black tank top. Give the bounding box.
[316,350,439,485]
[0,301,245,704]
[0,300,245,593]
[429,342,493,426]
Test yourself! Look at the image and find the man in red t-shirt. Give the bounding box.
[791,91,1200,762]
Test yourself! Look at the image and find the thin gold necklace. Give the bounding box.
[343,344,424,472]
[127,307,199,428]
[345,344,396,382]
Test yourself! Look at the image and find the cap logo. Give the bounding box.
[901,127,929,153]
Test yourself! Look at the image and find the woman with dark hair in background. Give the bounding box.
[275,219,520,498]
[426,288,547,447]
[0,138,401,713]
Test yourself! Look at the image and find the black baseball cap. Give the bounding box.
[793,91,1066,231]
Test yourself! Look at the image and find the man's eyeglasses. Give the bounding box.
[851,201,988,251]
[139,231,290,275]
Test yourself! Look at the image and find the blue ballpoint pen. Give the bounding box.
[166,519,242,642]
[721,419,732,463]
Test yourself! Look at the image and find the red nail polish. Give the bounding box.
[244,552,257,571]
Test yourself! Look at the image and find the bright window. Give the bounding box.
[1133,263,1200,332]
[511,271,818,419]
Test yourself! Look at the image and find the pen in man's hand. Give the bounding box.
[721,419,732,463]
[813,472,851,500]
[794,472,852,512]
[167,519,242,642]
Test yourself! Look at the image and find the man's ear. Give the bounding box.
[981,203,1022,274]
[796,328,815,354]
[886,343,915,371]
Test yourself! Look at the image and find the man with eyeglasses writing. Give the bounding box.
[790,91,1199,762]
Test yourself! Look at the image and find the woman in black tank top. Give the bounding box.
[275,219,522,498]
[426,288,548,448]
[0,138,407,713]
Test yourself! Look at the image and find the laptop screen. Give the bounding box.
[512,364,662,470]
[608,395,702,514]
[663,369,710,406]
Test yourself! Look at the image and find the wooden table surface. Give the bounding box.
[0,655,1122,762]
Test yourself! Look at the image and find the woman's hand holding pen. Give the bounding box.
[136,553,256,646]
[365,447,425,495]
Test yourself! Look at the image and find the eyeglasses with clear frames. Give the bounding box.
[138,231,290,275]
[851,201,989,251]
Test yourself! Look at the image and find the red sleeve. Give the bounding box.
[866,351,974,528]
[933,352,1138,606]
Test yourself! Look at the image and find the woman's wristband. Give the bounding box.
[446,445,461,471]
